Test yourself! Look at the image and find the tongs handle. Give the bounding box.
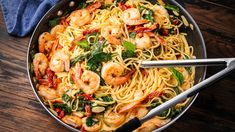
[116,58,235,132]
[141,58,235,68]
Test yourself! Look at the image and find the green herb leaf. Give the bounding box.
[122,41,136,52]
[87,52,113,71]
[62,93,71,102]
[169,68,184,85]
[169,108,182,118]
[139,6,155,24]
[76,40,90,50]
[173,87,181,95]
[53,103,72,114]
[48,18,60,27]
[165,4,180,12]
[70,54,89,67]
[129,32,136,39]
[101,96,113,102]
[78,2,87,9]
[86,117,98,127]
[122,50,135,59]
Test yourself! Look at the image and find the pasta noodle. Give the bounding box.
[32,0,195,131]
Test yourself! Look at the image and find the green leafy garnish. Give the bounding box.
[70,54,88,67]
[48,18,60,27]
[62,93,71,102]
[87,52,113,71]
[149,101,161,109]
[129,32,136,38]
[122,41,136,59]
[169,68,184,85]
[75,40,90,50]
[169,108,182,118]
[53,103,72,114]
[139,6,155,24]
[86,117,98,127]
[165,4,180,12]
[101,96,113,102]
[173,87,181,95]
[78,1,87,9]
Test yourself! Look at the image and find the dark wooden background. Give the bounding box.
[0,0,235,131]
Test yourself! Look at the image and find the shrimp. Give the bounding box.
[118,90,144,113]
[76,70,100,95]
[101,25,122,45]
[38,32,55,54]
[122,8,149,25]
[135,117,170,132]
[38,85,58,100]
[50,25,66,36]
[104,109,126,127]
[153,5,168,16]
[33,53,49,79]
[62,115,82,128]
[129,107,148,119]
[82,117,102,132]
[101,62,135,86]
[49,50,70,73]
[135,33,152,49]
[86,1,101,13]
[68,9,91,27]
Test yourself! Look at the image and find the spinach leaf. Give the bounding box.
[62,93,71,102]
[48,18,60,27]
[139,6,154,24]
[169,68,184,85]
[122,41,136,59]
[53,103,72,114]
[75,40,90,50]
[86,117,98,127]
[122,41,136,52]
[70,54,89,67]
[78,2,87,9]
[87,52,113,71]
[129,32,136,38]
[165,4,180,12]
[101,96,113,102]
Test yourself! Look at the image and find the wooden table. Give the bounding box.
[0,0,235,131]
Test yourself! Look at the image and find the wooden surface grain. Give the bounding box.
[0,0,235,132]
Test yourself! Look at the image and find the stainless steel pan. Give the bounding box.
[27,0,207,131]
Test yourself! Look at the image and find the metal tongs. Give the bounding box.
[116,58,235,132]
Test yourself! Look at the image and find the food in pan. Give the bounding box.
[31,0,195,131]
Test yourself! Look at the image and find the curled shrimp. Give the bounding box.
[153,5,168,16]
[68,9,91,27]
[118,90,144,113]
[135,33,152,49]
[62,115,82,128]
[33,53,49,79]
[101,62,135,86]
[49,50,70,73]
[76,70,100,95]
[50,25,66,36]
[38,32,55,54]
[101,25,122,45]
[82,117,102,132]
[104,109,126,127]
[122,8,149,25]
[38,85,58,100]
[129,107,148,119]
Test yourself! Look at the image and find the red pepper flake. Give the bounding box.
[47,68,54,88]
[58,110,65,119]
[172,19,179,25]
[85,105,91,117]
[83,29,99,36]
[118,2,131,11]
[144,91,162,102]
[160,28,169,36]
[77,94,93,100]
[86,1,101,13]
[135,23,158,33]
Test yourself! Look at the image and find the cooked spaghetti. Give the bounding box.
[32,0,195,131]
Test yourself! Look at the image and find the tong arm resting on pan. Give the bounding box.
[116,58,235,132]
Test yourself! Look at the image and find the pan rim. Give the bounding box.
[27,0,207,131]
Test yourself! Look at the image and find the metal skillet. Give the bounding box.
[27,0,207,131]
[116,58,235,131]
